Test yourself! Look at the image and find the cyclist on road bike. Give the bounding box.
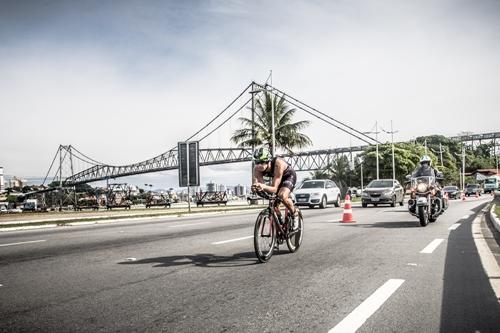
[251,147,299,229]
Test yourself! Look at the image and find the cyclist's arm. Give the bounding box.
[253,168,264,184]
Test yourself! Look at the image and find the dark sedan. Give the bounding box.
[465,184,481,197]
[443,186,460,199]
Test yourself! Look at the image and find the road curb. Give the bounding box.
[489,204,500,233]
[473,210,500,302]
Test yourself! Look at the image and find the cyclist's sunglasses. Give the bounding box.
[255,161,268,165]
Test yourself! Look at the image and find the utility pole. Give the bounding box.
[360,159,364,192]
[375,121,379,179]
[69,146,77,210]
[439,143,444,167]
[250,81,256,188]
[430,143,445,167]
[59,145,63,211]
[462,144,466,191]
[383,121,398,181]
[363,121,380,179]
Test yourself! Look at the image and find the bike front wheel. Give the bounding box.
[286,211,304,253]
[254,210,276,263]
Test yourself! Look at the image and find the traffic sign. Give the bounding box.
[178,141,200,187]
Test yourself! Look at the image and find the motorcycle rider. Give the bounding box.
[413,155,441,178]
[412,155,443,196]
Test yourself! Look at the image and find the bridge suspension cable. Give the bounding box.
[254,82,380,145]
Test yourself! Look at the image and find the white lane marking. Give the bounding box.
[0,284,3,287]
[125,257,137,261]
[168,222,211,228]
[212,236,253,245]
[0,240,46,247]
[448,224,461,231]
[420,239,444,254]
[462,215,469,219]
[329,279,405,333]
[407,263,418,266]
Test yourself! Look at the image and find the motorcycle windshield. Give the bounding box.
[411,176,436,188]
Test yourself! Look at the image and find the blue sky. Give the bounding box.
[1,0,499,189]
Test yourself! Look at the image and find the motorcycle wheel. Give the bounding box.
[418,206,428,227]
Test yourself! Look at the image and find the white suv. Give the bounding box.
[294,179,341,209]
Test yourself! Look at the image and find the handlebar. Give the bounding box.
[253,190,278,201]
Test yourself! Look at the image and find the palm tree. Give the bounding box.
[326,155,351,194]
[231,92,312,154]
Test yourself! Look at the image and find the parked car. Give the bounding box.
[294,179,341,209]
[443,186,460,199]
[465,184,481,197]
[361,179,405,207]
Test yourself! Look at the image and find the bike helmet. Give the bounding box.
[253,147,272,163]
[419,155,432,165]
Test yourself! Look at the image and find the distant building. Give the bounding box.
[0,167,4,192]
[234,184,247,197]
[206,181,217,192]
[217,184,226,192]
[8,176,27,188]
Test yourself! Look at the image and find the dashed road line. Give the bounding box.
[0,240,46,247]
[168,222,211,228]
[420,239,444,254]
[328,279,405,333]
[212,236,253,245]
[462,215,470,219]
[448,224,461,231]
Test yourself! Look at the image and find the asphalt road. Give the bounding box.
[1,196,499,332]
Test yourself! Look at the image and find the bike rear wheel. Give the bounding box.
[286,211,304,253]
[254,210,276,263]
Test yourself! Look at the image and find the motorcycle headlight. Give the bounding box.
[417,183,428,193]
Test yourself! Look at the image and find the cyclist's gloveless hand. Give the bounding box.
[252,183,263,192]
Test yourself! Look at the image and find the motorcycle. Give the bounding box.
[406,175,448,226]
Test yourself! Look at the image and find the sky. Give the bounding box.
[1,0,499,189]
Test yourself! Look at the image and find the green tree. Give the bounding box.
[231,92,312,154]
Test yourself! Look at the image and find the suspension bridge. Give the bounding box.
[40,81,500,188]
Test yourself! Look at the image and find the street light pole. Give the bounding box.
[271,89,275,155]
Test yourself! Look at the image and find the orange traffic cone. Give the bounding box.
[340,194,356,223]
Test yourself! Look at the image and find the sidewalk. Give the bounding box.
[0,203,265,229]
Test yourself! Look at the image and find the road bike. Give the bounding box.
[253,191,304,263]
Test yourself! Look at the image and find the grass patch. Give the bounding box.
[495,204,500,220]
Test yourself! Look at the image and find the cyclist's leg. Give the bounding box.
[278,185,298,230]
[278,186,294,213]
